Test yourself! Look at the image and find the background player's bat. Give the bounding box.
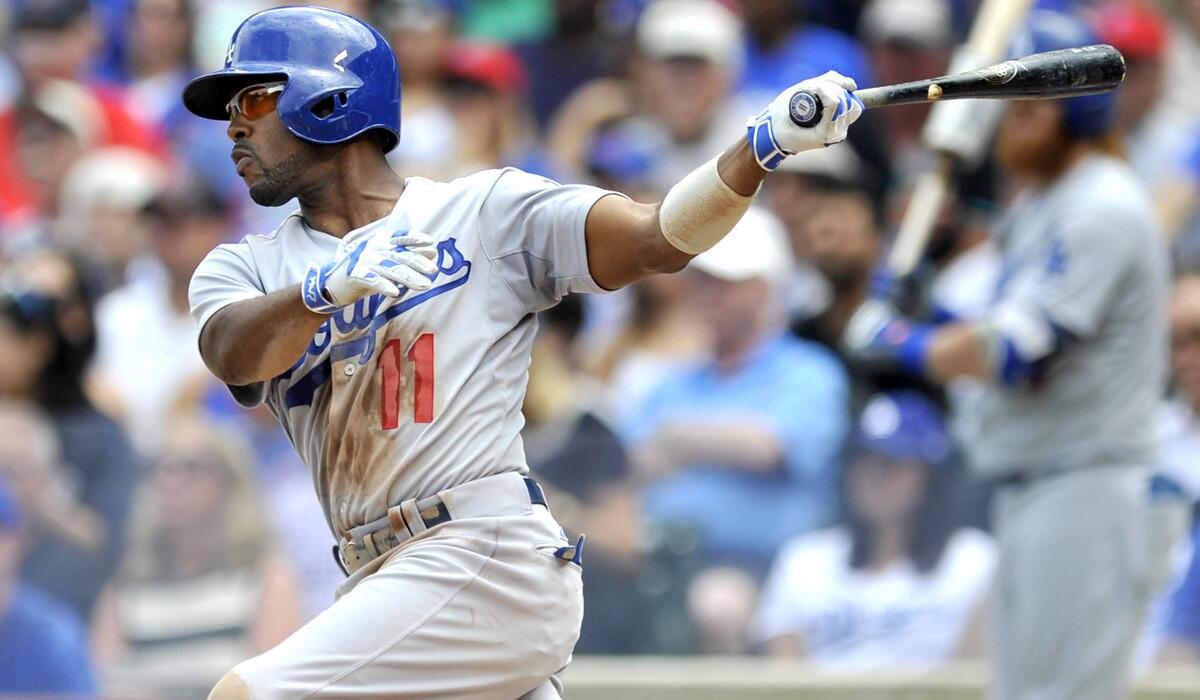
[883,0,1035,280]
[789,45,1126,128]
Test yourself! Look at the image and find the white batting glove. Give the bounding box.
[746,71,864,171]
[301,230,439,314]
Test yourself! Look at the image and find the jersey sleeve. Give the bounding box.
[188,241,266,333]
[993,207,1137,341]
[188,242,269,407]
[476,168,625,311]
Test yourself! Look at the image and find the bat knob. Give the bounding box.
[788,90,823,128]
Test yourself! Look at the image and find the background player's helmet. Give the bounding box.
[1010,10,1116,140]
[182,7,401,153]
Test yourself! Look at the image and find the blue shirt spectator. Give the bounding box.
[0,479,96,696]
[623,208,849,571]
[627,333,848,567]
[739,25,874,97]
[0,584,97,695]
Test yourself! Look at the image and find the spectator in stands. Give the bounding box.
[193,388,348,621]
[92,179,225,454]
[755,392,995,669]
[2,254,138,622]
[1139,273,1200,664]
[55,147,166,291]
[516,0,622,129]
[1157,273,1200,504]
[93,416,303,698]
[0,397,104,565]
[628,0,747,192]
[858,0,954,168]
[7,0,163,149]
[459,0,551,44]
[123,0,195,126]
[2,81,96,240]
[0,477,96,696]
[624,207,849,651]
[443,41,539,176]
[1093,1,1194,191]
[1160,127,1200,271]
[1162,0,1200,121]
[735,0,873,98]
[379,0,459,179]
[524,294,651,653]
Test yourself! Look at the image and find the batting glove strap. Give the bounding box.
[301,263,341,315]
[746,110,793,172]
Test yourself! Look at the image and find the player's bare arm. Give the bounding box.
[198,287,326,386]
[584,73,864,291]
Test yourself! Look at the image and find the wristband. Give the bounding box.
[890,321,934,376]
[301,263,339,314]
[745,109,793,172]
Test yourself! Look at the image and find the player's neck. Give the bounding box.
[1028,140,1093,186]
[297,146,406,237]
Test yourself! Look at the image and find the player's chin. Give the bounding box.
[247,178,293,208]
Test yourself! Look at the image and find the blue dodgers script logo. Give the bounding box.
[282,238,471,408]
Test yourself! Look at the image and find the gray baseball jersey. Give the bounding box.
[963,154,1168,477]
[189,168,617,538]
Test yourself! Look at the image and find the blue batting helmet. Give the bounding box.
[1010,9,1117,139]
[182,7,402,152]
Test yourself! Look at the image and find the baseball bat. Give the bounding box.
[885,0,1034,279]
[788,44,1125,128]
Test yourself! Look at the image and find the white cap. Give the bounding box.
[636,0,742,69]
[775,142,863,183]
[860,0,952,49]
[689,207,792,283]
[59,147,166,217]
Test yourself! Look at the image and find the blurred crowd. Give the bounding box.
[0,0,1199,696]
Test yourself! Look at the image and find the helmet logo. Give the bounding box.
[225,43,235,67]
[333,49,348,72]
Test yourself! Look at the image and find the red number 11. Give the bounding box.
[378,333,435,429]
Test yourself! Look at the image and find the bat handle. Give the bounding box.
[787,90,824,128]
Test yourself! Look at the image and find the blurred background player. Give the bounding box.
[844,10,1171,699]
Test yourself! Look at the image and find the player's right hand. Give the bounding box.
[746,71,864,171]
[301,229,439,314]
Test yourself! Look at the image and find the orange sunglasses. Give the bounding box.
[225,82,286,121]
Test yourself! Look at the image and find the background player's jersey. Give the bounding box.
[189,169,616,538]
[961,155,1168,477]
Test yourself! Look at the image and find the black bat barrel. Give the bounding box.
[788,44,1126,127]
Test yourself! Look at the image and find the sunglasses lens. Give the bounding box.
[227,84,282,121]
[239,87,281,120]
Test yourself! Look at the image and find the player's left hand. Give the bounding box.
[746,71,864,171]
[841,298,932,376]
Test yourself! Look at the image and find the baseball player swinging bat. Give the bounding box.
[788,44,1126,127]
